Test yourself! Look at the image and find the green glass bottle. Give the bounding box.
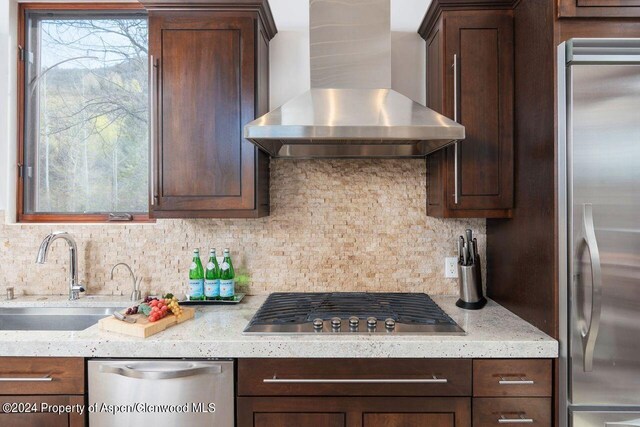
[204,248,220,300]
[188,249,205,301]
[219,248,235,301]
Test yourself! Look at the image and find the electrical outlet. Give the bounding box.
[445,257,459,278]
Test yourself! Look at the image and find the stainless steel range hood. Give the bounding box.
[244,0,465,159]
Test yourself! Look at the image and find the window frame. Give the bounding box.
[16,2,153,223]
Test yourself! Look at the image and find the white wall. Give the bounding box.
[0,0,432,218]
[269,0,430,106]
[268,0,310,108]
[391,0,430,105]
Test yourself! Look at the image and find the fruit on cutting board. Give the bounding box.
[166,296,183,317]
[125,305,139,315]
[124,294,184,322]
[148,299,169,322]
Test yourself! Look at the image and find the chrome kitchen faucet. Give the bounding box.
[36,232,85,300]
[110,262,142,301]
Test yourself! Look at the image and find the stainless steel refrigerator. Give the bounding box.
[558,39,640,427]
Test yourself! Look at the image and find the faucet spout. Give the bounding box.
[35,232,84,300]
[110,263,142,301]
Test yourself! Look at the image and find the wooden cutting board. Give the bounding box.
[98,307,195,338]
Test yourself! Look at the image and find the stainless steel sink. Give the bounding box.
[0,307,123,331]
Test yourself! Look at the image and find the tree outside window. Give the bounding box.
[23,10,149,218]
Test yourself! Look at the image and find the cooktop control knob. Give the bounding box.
[384,318,396,330]
[313,318,324,330]
[366,317,377,329]
[348,316,359,329]
[331,317,342,330]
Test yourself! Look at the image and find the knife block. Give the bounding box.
[455,258,487,310]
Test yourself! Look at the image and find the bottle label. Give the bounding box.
[206,262,215,270]
[219,279,235,297]
[204,279,220,298]
[221,262,230,271]
[190,262,197,270]
[188,279,204,298]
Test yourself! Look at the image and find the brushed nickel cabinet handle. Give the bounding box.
[149,54,158,207]
[454,141,459,205]
[453,54,458,123]
[498,415,534,424]
[452,54,459,205]
[263,376,447,384]
[498,376,535,385]
[0,375,52,382]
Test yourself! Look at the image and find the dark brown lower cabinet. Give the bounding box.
[0,357,85,427]
[0,395,84,427]
[237,358,552,427]
[473,398,551,427]
[237,396,471,427]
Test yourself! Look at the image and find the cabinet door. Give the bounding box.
[238,397,347,427]
[361,397,469,427]
[254,413,345,427]
[444,11,514,214]
[149,13,263,217]
[426,149,446,217]
[0,395,85,427]
[425,19,448,218]
[363,413,454,427]
[238,397,470,427]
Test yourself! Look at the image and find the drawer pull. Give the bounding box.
[499,376,534,385]
[263,375,448,384]
[0,375,52,382]
[498,415,534,424]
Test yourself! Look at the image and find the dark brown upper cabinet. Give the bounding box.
[147,2,276,218]
[420,8,514,218]
[558,0,640,18]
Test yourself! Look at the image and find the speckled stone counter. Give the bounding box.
[0,295,557,358]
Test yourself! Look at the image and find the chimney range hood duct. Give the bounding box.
[244,0,465,159]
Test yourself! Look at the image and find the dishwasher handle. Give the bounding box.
[99,362,222,380]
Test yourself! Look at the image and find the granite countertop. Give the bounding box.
[0,295,557,358]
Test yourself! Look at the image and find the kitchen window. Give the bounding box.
[18,5,150,222]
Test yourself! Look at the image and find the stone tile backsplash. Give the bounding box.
[0,159,485,297]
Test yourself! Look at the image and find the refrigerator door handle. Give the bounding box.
[578,203,603,372]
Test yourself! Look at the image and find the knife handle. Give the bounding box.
[462,242,469,266]
[472,238,478,262]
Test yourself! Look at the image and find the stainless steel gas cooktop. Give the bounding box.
[243,292,465,335]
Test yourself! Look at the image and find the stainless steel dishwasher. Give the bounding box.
[88,359,233,426]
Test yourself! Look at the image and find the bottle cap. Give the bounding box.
[223,248,230,253]
[193,249,200,254]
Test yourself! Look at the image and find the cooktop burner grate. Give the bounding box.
[244,292,464,334]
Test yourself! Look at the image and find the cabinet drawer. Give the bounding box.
[238,358,471,396]
[473,398,551,427]
[0,358,84,395]
[473,359,551,397]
